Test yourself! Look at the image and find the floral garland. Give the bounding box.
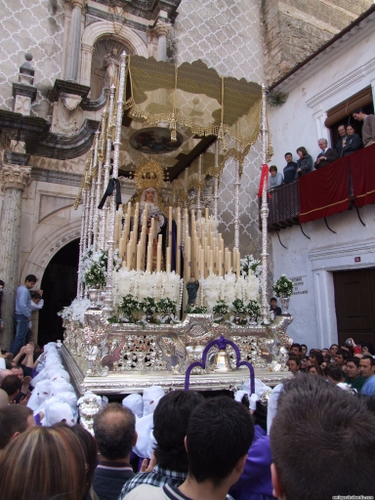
[272,274,294,298]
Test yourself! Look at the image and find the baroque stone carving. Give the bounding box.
[0,164,31,191]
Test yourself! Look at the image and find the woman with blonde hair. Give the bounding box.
[0,425,86,500]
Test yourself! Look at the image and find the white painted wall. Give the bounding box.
[267,13,375,348]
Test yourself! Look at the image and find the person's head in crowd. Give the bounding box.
[0,425,86,500]
[0,406,35,455]
[296,146,309,159]
[309,351,323,366]
[300,344,307,357]
[290,343,302,358]
[361,342,375,356]
[361,394,375,415]
[307,364,324,377]
[93,402,136,461]
[270,375,375,500]
[352,108,367,122]
[284,152,294,163]
[0,369,12,386]
[329,343,339,358]
[70,424,98,499]
[269,165,278,177]
[359,355,375,380]
[1,375,21,403]
[345,124,356,136]
[337,124,347,138]
[300,356,310,372]
[323,353,331,363]
[0,389,9,409]
[324,363,345,384]
[180,396,254,496]
[321,348,330,356]
[335,348,349,367]
[317,138,328,151]
[287,355,300,375]
[153,389,205,473]
[10,365,24,381]
[24,274,37,289]
[30,291,42,305]
[270,297,279,310]
[346,357,361,381]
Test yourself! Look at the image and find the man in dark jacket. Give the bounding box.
[93,403,136,500]
[314,139,339,169]
[335,124,347,157]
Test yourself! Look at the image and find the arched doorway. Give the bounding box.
[38,239,80,347]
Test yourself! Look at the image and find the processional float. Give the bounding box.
[61,53,292,396]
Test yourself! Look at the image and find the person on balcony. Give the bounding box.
[314,138,339,169]
[296,147,313,177]
[335,124,347,157]
[352,108,375,148]
[282,153,298,183]
[268,165,283,189]
[342,124,363,156]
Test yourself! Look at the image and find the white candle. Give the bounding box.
[136,243,142,271]
[126,241,132,270]
[166,247,171,273]
[147,241,153,273]
[156,234,162,272]
[168,206,172,248]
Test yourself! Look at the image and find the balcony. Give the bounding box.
[264,143,375,231]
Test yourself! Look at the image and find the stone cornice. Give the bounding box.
[12,83,37,103]
[0,163,31,191]
[0,110,50,142]
[306,57,375,109]
[87,0,181,22]
[47,79,91,103]
[27,119,100,160]
[309,239,375,262]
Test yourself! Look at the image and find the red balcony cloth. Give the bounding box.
[350,143,375,207]
[299,157,350,223]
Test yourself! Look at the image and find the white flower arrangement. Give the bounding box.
[199,272,260,313]
[272,274,294,298]
[58,298,92,324]
[240,254,262,279]
[113,268,183,306]
[80,247,121,288]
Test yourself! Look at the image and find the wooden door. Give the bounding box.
[333,268,375,348]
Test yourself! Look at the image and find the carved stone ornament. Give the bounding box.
[0,163,31,191]
[154,20,171,37]
[61,93,83,111]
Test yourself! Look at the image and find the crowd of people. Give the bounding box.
[285,338,375,395]
[1,327,375,499]
[268,107,375,188]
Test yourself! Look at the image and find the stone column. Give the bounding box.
[65,0,85,81]
[80,43,94,88]
[0,164,31,349]
[154,21,170,62]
